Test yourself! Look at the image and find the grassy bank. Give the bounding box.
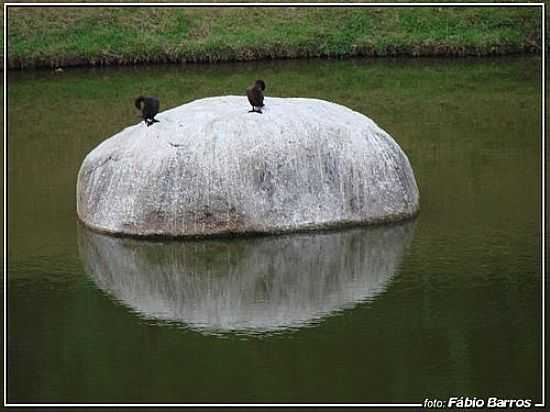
[7,6,542,69]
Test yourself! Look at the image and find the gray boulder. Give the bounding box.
[77,96,419,237]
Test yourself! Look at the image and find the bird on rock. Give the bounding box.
[246,80,266,114]
[135,96,160,126]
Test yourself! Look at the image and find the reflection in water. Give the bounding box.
[8,57,541,402]
[78,222,415,335]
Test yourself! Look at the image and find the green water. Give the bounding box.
[7,57,542,404]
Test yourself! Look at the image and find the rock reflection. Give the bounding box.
[78,222,415,335]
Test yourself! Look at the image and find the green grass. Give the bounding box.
[6,6,542,68]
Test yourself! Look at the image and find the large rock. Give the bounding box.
[78,222,415,334]
[77,96,419,237]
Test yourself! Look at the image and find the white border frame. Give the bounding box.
[3,2,545,408]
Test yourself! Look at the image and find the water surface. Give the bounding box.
[7,57,542,404]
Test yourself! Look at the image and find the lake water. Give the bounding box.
[6,57,542,404]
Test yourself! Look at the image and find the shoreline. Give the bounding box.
[7,44,540,70]
[6,7,541,70]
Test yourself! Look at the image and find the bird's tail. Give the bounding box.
[134,96,145,110]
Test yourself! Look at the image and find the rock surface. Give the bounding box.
[78,222,415,334]
[77,96,419,237]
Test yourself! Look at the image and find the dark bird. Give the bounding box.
[135,96,160,126]
[246,80,266,114]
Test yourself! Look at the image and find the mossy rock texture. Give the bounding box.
[77,96,419,238]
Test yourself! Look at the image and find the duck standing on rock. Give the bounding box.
[246,80,266,114]
[135,96,160,126]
